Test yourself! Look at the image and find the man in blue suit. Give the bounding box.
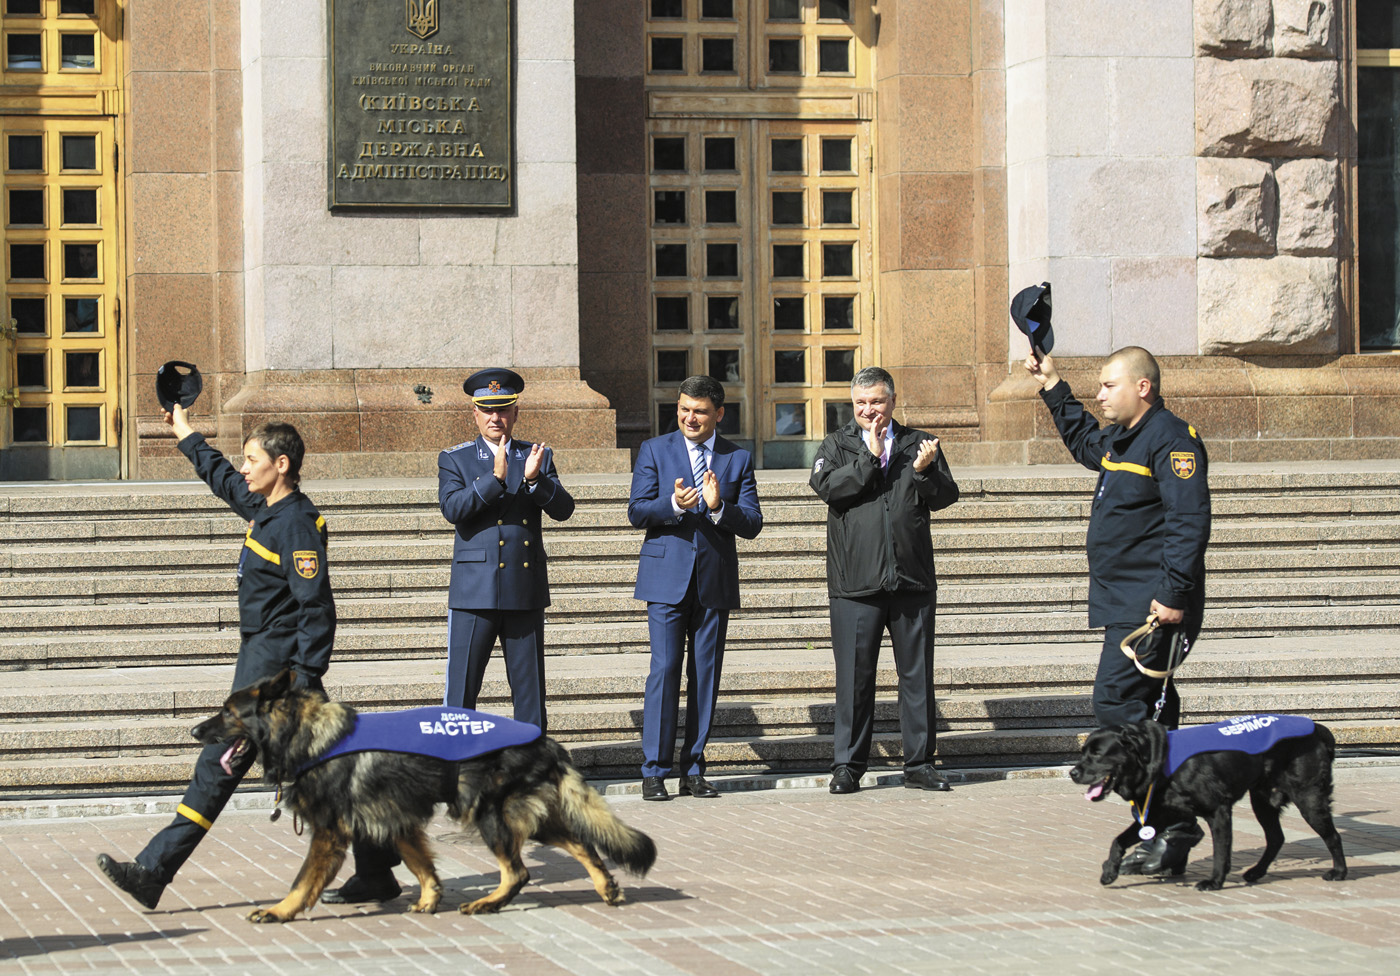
[324,366,575,905]
[628,375,763,801]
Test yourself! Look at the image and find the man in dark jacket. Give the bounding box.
[810,367,960,795]
[1025,346,1211,729]
[97,406,334,910]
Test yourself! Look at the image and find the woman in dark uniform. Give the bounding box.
[96,404,335,910]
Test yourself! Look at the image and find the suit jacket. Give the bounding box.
[628,430,763,610]
[439,437,575,611]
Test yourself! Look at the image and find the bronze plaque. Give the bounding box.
[328,0,513,210]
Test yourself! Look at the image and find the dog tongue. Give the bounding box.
[1084,781,1107,801]
[220,740,242,776]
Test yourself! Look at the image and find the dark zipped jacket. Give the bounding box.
[809,419,960,598]
[1041,382,1211,627]
[179,433,336,691]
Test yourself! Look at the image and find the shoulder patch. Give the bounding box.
[1188,425,1198,439]
[444,441,472,453]
[813,457,825,472]
[1170,452,1197,480]
[293,551,321,579]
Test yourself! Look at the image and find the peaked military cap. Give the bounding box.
[155,361,203,412]
[463,367,524,407]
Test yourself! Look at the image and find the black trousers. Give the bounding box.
[1094,615,1202,731]
[829,590,937,774]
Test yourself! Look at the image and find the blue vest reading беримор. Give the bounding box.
[1165,714,1315,777]
[297,706,542,776]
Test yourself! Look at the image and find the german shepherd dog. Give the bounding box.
[193,670,657,923]
[1070,720,1347,891]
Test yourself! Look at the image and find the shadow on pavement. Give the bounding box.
[0,930,201,959]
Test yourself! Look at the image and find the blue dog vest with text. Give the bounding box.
[298,706,542,775]
[1165,714,1315,776]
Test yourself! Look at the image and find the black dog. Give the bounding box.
[1070,720,1347,890]
[193,670,656,922]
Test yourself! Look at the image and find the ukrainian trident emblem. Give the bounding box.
[407,0,439,40]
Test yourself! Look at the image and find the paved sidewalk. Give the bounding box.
[2,764,1399,976]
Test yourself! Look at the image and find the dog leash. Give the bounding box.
[1120,613,1191,724]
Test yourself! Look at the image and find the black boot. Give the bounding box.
[1120,821,1205,876]
[322,873,402,904]
[96,853,165,910]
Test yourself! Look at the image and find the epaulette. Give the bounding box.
[444,441,473,453]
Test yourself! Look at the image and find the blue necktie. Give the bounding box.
[692,444,708,515]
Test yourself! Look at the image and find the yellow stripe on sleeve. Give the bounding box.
[177,803,214,830]
[244,530,281,565]
[1100,455,1152,477]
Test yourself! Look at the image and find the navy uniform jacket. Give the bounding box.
[1041,383,1211,627]
[439,437,575,610]
[627,430,763,610]
[178,433,336,691]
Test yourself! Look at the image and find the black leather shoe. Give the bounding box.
[641,776,670,801]
[829,767,860,794]
[903,765,952,792]
[96,853,164,910]
[321,873,401,904]
[677,774,720,798]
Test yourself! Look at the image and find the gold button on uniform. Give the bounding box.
[499,540,504,546]
[523,562,529,568]
[499,562,505,568]
[497,520,503,525]
[524,540,530,547]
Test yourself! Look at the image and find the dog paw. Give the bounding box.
[602,883,625,907]
[459,900,502,915]
[408,900,440,914]
[1194,878,1224,892]
[246,908,288,923]
[1242,866,1266,884]
[1323,868,1348,882]
[1099,871,1118,886]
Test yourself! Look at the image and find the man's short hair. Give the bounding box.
[678,374,725,409]
[1107,346,1161,396]
[851,366,895,398]
[246,422,306,488]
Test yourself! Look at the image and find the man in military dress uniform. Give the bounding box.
[324,366,576,904]
[97,406,335,910]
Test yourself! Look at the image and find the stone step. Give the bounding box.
[11,491,1400,548]
[4,714,1398,797]
[3,680,1397,765]
[9,603,1400,670]
[2,636,1395,720]
[8,574,1400,634]
[9,544,1400,607]
[8,520,1400,587]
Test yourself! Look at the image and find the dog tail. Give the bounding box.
[558,766,657,877]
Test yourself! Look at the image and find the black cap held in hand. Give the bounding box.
[1010,282,1054,356]
[155,361,203,412]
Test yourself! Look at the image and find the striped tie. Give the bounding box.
[692,444,708,514]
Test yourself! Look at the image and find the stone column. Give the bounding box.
[228,0,624,477]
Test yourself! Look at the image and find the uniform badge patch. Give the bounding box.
[813,458,825,472]
[293,551,320,579]
[1170,452,1197,479]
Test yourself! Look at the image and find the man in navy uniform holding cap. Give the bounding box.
[324,366,575,905]
[1024,346,1211,730]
